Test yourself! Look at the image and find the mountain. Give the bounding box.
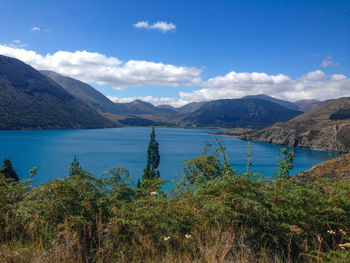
[243,97,350,152]
[157,104,178,111]
[177,101,208,113]
[294,99,333,112]
[114,99,173,115]
[243,94,299,111]
[119,117,166,127]
[181,98,302,128]
[294,153,350,182]
[0,55,116,129]
[40,70,120,114]
[113,100,184,122]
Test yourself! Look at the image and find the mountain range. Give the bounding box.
[0,55,343,132]
[242,94,332,112]
[181,98,302,128]
[0,55,116,129]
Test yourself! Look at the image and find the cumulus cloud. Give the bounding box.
[178,70,350,103]
[134,21,176,33]
[0,44,349,107]
[107,69,350,107]
[320,56,340,67]
[0,45,201,88]
[31,26,41,31]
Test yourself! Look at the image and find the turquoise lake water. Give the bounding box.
[0,128,340,189]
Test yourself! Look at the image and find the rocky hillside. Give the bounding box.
[0,55,116,129]
[294,153,350,182]
[181,98,302,128]
[243,97,350,152]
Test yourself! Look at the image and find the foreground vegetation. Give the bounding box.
[0,132,350,262]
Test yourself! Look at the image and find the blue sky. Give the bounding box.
[0,0,349,105]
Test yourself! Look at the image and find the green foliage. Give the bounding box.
[1,158,19,181]
[69,155,81,177]
[1,141,350,262]
[103,167,134,203]
[176,142,236,193]
[142,127,160,181]
[245,138,254,175]
[276,148,295,179]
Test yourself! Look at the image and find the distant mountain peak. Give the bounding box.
[182,97,302,128]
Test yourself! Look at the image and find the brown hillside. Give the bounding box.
[243,98,350,152]
[294,153,350,182]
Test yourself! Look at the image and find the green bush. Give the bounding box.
[1,144,350,262]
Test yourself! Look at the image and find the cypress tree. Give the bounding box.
[1,158,19,181]
[142,127,160,180]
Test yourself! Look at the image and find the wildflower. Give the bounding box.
[185,234,192,239]
[150,191,158,196]
[164,236,171,241]
[327,230,336,235]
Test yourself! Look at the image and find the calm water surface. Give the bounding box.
[0,128,340,189]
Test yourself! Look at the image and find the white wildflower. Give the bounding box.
[164,236,171,241]
[185,234,192,239]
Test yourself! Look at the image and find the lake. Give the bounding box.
[0,127,340,189]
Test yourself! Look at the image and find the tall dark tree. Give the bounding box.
[69,155,82,176]
[142,128,160,180]
[0,158,19,181]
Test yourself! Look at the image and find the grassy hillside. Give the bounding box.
[295,153,350,182]
[182,98,302,128]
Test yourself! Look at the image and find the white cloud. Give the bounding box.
[178,70,350,103]
[0,45,201,88]
[300,70,326,81]
[7,40,28,48]
[320,56,340,67]
[108,69,350,106]
[0,44,349,107]
[134,21,176,33]
[31,26,41,31]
